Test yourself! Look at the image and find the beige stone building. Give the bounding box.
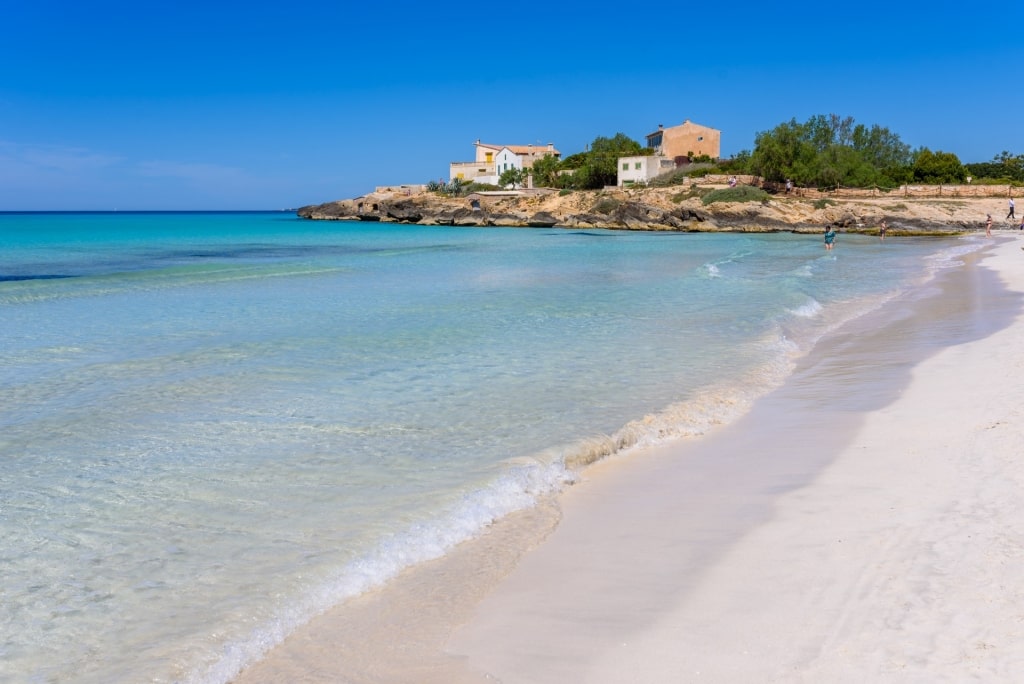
[450,140,561,185]
[645,120,721,161]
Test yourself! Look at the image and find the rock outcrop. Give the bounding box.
[297,187,989,235]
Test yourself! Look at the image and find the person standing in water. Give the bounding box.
[879,220,887,241]
[986,214,993,237]
[824,224,837,251]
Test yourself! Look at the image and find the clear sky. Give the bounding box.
[2,0,1021,210]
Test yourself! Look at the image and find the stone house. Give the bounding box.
[645,120,721,161]
[450,140,561,186]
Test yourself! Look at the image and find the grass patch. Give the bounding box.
[882,203,909,211]
[670,185,708,203]
[968,177,1016,185]
[647,163,717,187]
[558,188,573,196]
[464,182,499,192]
[701,186,770,206]
[813,199,837,210]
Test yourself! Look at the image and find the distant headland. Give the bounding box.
[300,114,1021,235]
[297,178,1019,236]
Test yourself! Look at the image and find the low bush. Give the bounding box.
[701,186,770,205]
[968,177,1016,185]
[686,167,715,178]
[647,163,718,188]
[647,169,690,187]
[670,185,708,203]
[592,198,621,214]
[464,182,499,192]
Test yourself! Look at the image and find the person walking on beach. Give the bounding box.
[1009,198,1016,220]
[824,224,837,251]
[986,214,993,237]
[879,220,887,241]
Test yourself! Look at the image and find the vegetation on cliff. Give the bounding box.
[724,115,1020,189]
[741,114,913,188]
[480,114,1022,195]
[964,151,1024,184]
[700,186,771,205]
[554,133,647,189]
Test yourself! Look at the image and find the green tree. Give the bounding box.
[912,148,965,183]
[718,150,752,174]
[568,164,598,190]
[529,154,562,188]
[499,167,525,189]
[750,118,809,183]
[750,114,913,188]
[851,123,912,180]
[965,151,1024,182]
[569,133,645,189]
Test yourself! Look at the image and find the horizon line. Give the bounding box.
[0,209,299,214]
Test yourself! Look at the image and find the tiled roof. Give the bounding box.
[476,142,560,156]
[646,121,720,137]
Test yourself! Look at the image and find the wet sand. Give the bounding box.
[236,233,1024,683]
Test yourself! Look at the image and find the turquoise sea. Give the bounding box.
[0,212,981,683]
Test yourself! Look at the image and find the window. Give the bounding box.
[697,136,704,141]
[485,152,493,163]
[622,163,629,170]
[634,162,641,169]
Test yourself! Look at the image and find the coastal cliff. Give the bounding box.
[297,186,1004,235]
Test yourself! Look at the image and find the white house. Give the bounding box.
[450,140,560,187]
[473,147,524,185]
[617,155,678,187]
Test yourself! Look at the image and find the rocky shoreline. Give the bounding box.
[297,186,1004,235]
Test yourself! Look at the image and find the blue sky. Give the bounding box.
[2,0,1021,210]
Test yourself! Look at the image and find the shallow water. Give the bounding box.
[0,212,977,682]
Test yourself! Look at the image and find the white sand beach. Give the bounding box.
[236,231,1024,684]
[446,233,1024,682]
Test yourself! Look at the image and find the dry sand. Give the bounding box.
[236,231,1024,683]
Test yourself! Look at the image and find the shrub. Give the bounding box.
[969,177,1014,185]
[701,186,771,205]
[813,199,836,209]
[441,178,465,196]
[648,169,690,187]
[647,163,718,187]
[592,198,621,214]
[670,186,708,203]
[558,188,573,196]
